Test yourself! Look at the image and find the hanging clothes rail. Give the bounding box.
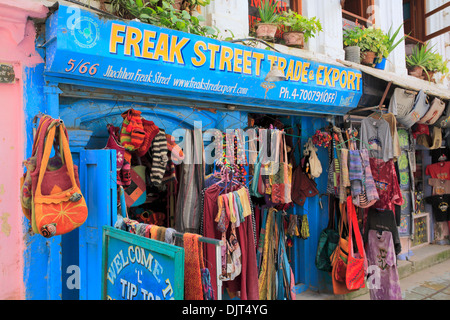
[172,232,224,300]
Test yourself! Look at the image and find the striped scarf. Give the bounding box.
[149,129,168,187]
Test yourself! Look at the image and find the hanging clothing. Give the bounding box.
[175,129,205,233]
[425,194,450,222]
[149,129,168,187]
[363,207,402,255]
[183,233,204,300]
[360,116,394,162]
[425,161,450,180]
[428,178,450,195]
[366,230,402,300]
[201,183,259,300]
[369,158,403,212]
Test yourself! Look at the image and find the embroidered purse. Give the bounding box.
[32,121,88,237]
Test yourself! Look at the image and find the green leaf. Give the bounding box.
[191,15,199,25]
[176,20,186,30]
[139,13,151,19]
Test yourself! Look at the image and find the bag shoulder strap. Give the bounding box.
[35,123,78,198]
[346,196,364,257]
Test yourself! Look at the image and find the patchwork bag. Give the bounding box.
[271,133,292,204]
[345,196,366,291]
[32,121,88,238]
[124,157,146,208]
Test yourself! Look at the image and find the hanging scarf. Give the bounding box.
[183,233,204,300]
[258,208,276,300]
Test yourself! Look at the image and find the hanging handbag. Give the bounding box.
[271,132,292,204]
[388,88,416,117]
[304,138,322,179]
[330,202,352,294]
[315,195,340,272]
[418,97,446,125]
[345,195,366,290]
[21,115,55,220]
[31,122,88,238]
[396,90,430,128]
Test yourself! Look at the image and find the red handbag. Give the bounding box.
[345,196,366,290]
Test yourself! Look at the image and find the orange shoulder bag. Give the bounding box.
[32,122,88,238]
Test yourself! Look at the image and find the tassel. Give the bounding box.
[300,215,310,239]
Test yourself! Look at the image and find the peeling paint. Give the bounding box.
[1,212,11,237]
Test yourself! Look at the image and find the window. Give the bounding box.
[403,0,450,44]
[248,0,302,31]
[341,0,375,28]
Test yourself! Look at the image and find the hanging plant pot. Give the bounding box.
[361,51,376,65]
[408,66,424,79]
[255,23,278,40]
[344,46,361,64]
[374,57,386,70]
[282,31,305,48]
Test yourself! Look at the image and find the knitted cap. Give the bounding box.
[136,119,159,157]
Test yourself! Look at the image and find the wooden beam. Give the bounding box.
[424,1,450,18]
[425,26,450,41]
[342,9,371,25]
[378,81,392,111]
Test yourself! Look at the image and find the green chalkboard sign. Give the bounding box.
[0,64,15,83]
[101,226,185,300]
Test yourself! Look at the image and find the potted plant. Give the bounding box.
[424,51,449,82]
[278,10,322,48]
[343,24,365,63]
[374,24,408,70]
[358,26,388,66]
[405,42,435,79]
[110,0,219,38]
[255,0,280,40]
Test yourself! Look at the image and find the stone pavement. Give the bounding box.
[296,244,450,300]
[355,254,450,300]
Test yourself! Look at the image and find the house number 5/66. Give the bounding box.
[65,59,99,76]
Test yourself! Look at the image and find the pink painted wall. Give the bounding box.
[0,0,47,300]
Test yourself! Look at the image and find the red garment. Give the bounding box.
[202,184,259,300]
[426,161,450,180]
[369,158,403,211]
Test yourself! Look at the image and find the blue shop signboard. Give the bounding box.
[101,226,184,300]
[45,5,363,115]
